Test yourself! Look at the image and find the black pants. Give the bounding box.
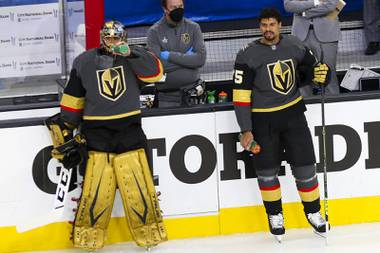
[252,112,316,169]
[253,112,320,215]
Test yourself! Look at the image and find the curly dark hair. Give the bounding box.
[161,0,185,8]
[258,7,282,23]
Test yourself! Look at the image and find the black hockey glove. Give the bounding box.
[53,134,87,169]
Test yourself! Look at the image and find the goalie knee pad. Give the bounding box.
[113,149,167,247]
[73,151,117,251]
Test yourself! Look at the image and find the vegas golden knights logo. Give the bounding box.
[267,59,295,95]
[96,66,126,101]
[181,33,190,44]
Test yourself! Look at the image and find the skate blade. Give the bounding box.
[273,235,282,243]
[145,247,152,252]
[313,230,327,238]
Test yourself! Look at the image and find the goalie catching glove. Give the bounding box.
[313,63,330,86]
[45,113,87,169]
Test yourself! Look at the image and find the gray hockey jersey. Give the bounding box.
[61,46,163,127]
[233,35,318,132]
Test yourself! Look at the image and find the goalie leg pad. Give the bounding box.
[113,148,167,247]
[73,151,117,251]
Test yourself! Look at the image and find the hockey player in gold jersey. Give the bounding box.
[46,21,167,251]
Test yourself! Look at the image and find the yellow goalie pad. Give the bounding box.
[72,149,167,251]
[73,152,117,251]
[114,148,168,247]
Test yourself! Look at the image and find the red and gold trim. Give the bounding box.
[260,185,282,202]
[137,54,163,83]
[298,184,320,202]
[60,94,85,112]
[233,89,252,106]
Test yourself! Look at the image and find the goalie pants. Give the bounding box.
[252,113,321,215]
[72,149,167,250]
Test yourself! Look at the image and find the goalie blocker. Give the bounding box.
[45,113,86,169]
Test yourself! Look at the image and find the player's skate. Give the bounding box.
[306,212,329,237]
[268,212,285,243]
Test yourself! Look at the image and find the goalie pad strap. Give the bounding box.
[114,149,168,247]
[73,152,117,250]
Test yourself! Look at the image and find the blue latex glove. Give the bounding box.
[160,51,170,61]
[186,47,194,55]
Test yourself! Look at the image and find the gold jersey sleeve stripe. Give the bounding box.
[83,110,141,120]
[137,56,164,83]
[252,96,303,112]
[60,94,85,110]
[233,89,252,103]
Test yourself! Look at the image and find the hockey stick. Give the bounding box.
[319,47,329,243]
[321,85,329,243]
[16,165,73,233]
[53,166,73,211]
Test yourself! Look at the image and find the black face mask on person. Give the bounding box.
[169,7,184,23]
